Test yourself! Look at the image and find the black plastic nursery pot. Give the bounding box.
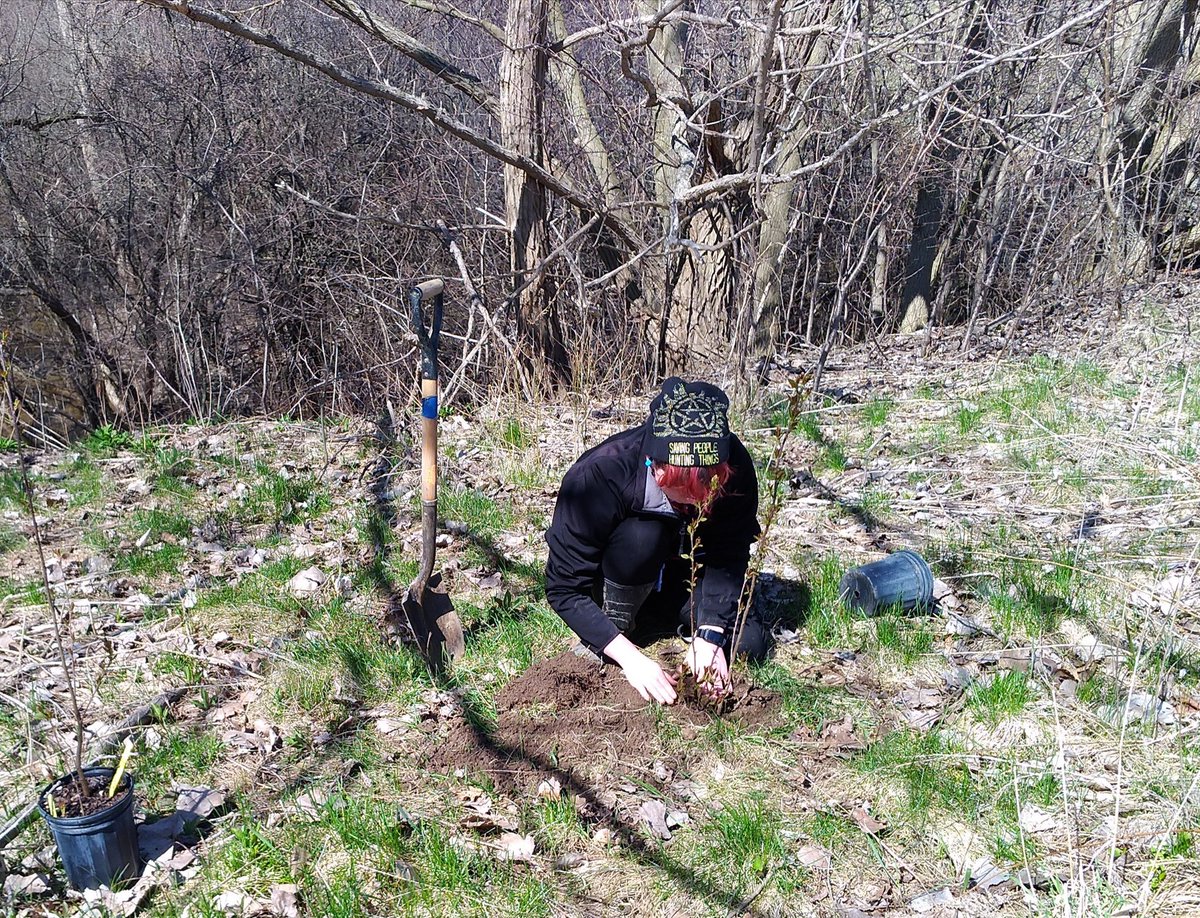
[37,766,142,891]
[839,549,935,616]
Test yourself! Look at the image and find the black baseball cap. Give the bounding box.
[643,377,731,467]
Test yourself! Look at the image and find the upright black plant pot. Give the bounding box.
[37,766,141,890]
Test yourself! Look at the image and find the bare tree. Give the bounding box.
[1,0,1198,435]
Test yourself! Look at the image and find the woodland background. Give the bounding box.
[1,0,1198,439]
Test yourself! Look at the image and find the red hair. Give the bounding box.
[652,461,733,509]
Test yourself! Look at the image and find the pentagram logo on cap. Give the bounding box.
[643,378,731,467]
[652,383,725,438]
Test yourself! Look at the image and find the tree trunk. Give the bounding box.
[1103,0,1199,275]
[53,0,140,419]
[897,0,995,333]
[742,0,837,373]
[500,0,570,385]
[897,182,942,333]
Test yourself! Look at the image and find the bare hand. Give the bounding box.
[601,633,678,704]
[622,651,678,704]
[686,637,731,697]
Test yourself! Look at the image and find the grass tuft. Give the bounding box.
[968,671,1033,723]
[694,794,801,900]
[83,424,135,456]
[862,397,895,428]
[871,614,934,666]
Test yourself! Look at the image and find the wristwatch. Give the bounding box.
[694,626,728,649]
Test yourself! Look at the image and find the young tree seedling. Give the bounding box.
[0,334,91,802]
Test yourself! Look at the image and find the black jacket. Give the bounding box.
[544,424,760,651]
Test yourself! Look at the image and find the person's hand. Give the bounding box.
[621,651,679,704]
[602,634,677,704]
[686,637,731,697]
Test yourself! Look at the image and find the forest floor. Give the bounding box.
[1,283,1198,918]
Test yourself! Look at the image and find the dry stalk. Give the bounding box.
[0,333,89,797]
[731,373,811,662]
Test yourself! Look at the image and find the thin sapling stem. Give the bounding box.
[0,335,90,799]
[730,375,811,668]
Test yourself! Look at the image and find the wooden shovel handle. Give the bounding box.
[409,280,444,585]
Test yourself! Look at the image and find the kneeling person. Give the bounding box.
[544,378,768,704]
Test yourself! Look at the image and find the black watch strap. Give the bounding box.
[694,626,728,648]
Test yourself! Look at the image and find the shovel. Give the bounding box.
[401,278,465,670]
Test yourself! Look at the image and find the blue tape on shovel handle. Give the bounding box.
[421,396,438,420]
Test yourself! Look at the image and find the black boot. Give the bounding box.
[602,578,656,633]
[571,579,656,662]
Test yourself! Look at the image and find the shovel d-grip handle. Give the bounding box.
[409,279,444,587]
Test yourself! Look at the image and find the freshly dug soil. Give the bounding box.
[46,774,129,819]
[427,651,780,792]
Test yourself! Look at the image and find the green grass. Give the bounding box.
[1150,831,1195,892]
[215,808,294,893]
[126,542,187,577]
[149,446,196,495]
[853,729,985,822]
[240,467,330,527]
[1024,772,1062,809]
[529,795,587,854]
[0,522,25,555]
[953,546,1078,639]
[955,404,986,436]
[62,454,106,507]
[0,467,29,509]
[802,810,860,850]
[438,486,515,540]
[871,614,934,666]
[0,577,42,605]
[279,599,431,715]
[800,555,857,649]
[991,832,1042,870]
[747,660,842,729]
[857,487,892,521]
[132,507,196,540]
[152,651,205,685]
[136,727,225,808]
[500,418,532,451]
[1113,626,1200,695]
[968,671,1033,723]
[192,556,308,633]
[112,507,196,577]
[1123,462,1173,498]
[290,798,554,917]
[766,394,820,440]
[1166,362,1200,423]
[862,397,895,428]
[695,794,798,898]
[1076,672,1122,709]
[813,441,848,475]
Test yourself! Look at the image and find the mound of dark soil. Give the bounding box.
[426,651,780,793]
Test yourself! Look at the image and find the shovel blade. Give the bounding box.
[401,572,465,668]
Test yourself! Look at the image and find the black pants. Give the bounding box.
[599,515,770,661]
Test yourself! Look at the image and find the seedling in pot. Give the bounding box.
[1,337,143,889]
[40,739,135,819]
